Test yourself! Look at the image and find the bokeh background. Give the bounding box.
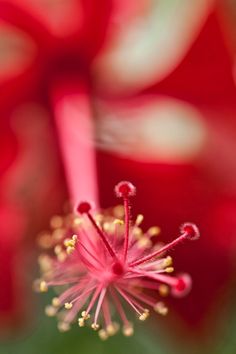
[1,0,236,353]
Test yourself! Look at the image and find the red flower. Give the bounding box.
[94,4,236,334]
[37,181,199,338]
[0,0,236,337]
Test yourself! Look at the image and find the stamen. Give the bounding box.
[50,215,63,229]
[129,223,199,267]
[118,286,149,321]
[135,214,144,226]
[120,285,156,308]
[116,287,142,316]
[64,302,73,310]
[165,267,174,273]
[102,298,112,328]
[54,245,62,255]
[123,323,134,336]
[114,219,124,225]
[66,246,75,255]
[163,256,173,267]
[81,310,91,320]
[78,309,91,327]
[147,226,161,237]
[154,302,168,316]
[84,285,103,318]
[58,322,70,332]
[159,284,169,297]
[137,270,178,287]
[52,297,60,307]
[40,280,48,292]
[98,329,108,340]
[45,305,57,317]
[110,289,130,327]
[91,323,100,331]
[106,322,119,336]
[78,318,85,327]
[93,288,107,326]
[139,309,149,321]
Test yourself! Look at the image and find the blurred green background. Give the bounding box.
[1,285,236,354]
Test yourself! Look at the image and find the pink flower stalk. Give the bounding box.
[37,181,199,339]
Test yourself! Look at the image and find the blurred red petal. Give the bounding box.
[94,0,214,94]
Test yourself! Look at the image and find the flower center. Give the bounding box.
[111,261,124,276]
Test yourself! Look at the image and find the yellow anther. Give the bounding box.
[148,226,161,237]
[106,322,119,336]
[45,305,57,317]
[72,234,78,242]
[103,222,115,234]
[163,256,172,267]
[57,251,67,262]
[98,329,108,340]
[64,239,71,247]
[32,279,41,292]
[63,213,73,227]
[139,309,149,321]
[50,215,63,229]
[103,222,110,231]
[64,235,77,254]
[165,267,174,273]
[139,314,147,321]
[91,323,100,331]
[66,246,75,255]
[133,227,143,239]
[154,302,168,316]
[137,237,152,249]
[78,318,85,327]
[113,205,125,218]
[37,232,52,249]
[81,311,90,320]
[52,297,60,307]
[58,322,70,332]
[52,228,65,241]
[64,236,77,247]
[94,214,103,223]
[114,219,124,225]
[72,217,82,229]
[159,284,169,297]
[54,244,62,255]
[64,302,73,310]
[122,323,134,337]
[135,214,144,226]
[39,281,48,292]
[38,254,52,272]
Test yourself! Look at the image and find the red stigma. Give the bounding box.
[175,278,186,292]
[171,274,192,298]
[115,181,136,198]
[180,223,200,240]
[77,201,91,214]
